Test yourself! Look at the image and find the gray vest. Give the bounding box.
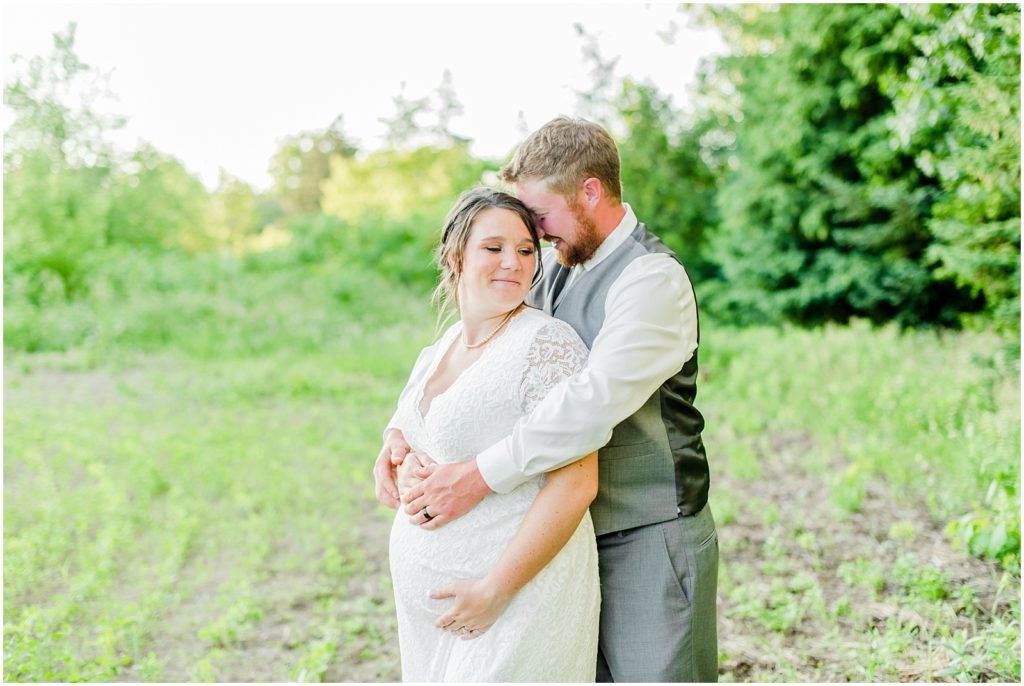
[528,223,709,536]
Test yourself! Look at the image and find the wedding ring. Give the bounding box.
[422,507,433,521]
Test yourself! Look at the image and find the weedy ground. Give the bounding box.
[4,301,1019,682]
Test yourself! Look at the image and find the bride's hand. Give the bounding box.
[431,577,513,640]
[374,429,412,508]
[395,451,426,499]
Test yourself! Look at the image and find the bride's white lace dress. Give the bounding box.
[388,307,601,682]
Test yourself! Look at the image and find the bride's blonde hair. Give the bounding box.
[433,187,543,331]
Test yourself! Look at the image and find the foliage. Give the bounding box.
[701,318,1021,575]
[4,241,433,358]
[3,22,124,169]
[206,171,270,253]
[268,115,357,215]
[379,70,471,151]
[3,23,121,302]
[4,152,111,302]
[320,143,492,286]
[702,4,990,327]
[946,483,1021,569]
[687,4,1022,330]
[890,4,1021,333]
[704,318,1020,681]
[573,25,722,281]
[8,11,1019,332]
[321,144,488,227]
[105,144,210,250]
[617,80,720,281]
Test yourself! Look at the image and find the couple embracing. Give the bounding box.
[373,117,719,682]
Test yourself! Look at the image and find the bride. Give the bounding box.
[379,187,600,682]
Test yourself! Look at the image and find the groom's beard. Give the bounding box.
[555,200,604,267]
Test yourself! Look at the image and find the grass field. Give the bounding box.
[3,256,1020,681]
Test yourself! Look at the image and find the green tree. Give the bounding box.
[433,69,471,147]
[698,4,985,326]
[573,22,622,130]
[379,72,472,151]
[268,115,357,215]
[320,143,491,285]
[270,76,484,285]
[3,23,122,302]
[572,25,721,279]
[617,80,720,281]
[379,86,432,151]
[105,144,209,249]
[322,144,490,227]
[207,171,265,253]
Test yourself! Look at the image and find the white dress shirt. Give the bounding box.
[475,203,700,493]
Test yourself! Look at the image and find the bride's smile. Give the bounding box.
[457,207,537,328]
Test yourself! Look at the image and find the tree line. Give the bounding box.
[4,4,1019,337]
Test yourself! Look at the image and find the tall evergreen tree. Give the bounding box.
[617,80,720,281]
[704,4,986,326]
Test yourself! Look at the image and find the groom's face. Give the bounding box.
[515,179,603,267]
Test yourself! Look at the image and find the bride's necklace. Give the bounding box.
[462,306,520,349]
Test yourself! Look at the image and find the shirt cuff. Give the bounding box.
[476,439,524,494]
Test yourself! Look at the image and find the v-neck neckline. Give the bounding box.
[415,309,526,420]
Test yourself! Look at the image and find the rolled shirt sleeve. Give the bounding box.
[476,252,699,493]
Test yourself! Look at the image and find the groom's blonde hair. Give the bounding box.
[499,116,622,203]
[432,188,542,330]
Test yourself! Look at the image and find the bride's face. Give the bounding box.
[457,207,537,316]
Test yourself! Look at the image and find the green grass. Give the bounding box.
[700,319,1021,568]
[3,348,419,680]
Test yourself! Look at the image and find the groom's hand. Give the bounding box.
[401,459,491,529]
[373,428,412,509]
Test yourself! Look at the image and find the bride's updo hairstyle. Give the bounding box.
[432,187,543,321]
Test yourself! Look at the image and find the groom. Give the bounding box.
[375,116,718,682]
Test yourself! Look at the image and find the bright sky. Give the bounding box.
[2,1,727,191]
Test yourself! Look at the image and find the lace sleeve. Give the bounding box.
[518,320,589,416]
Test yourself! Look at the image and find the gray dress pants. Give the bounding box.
[595,504,719,682]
